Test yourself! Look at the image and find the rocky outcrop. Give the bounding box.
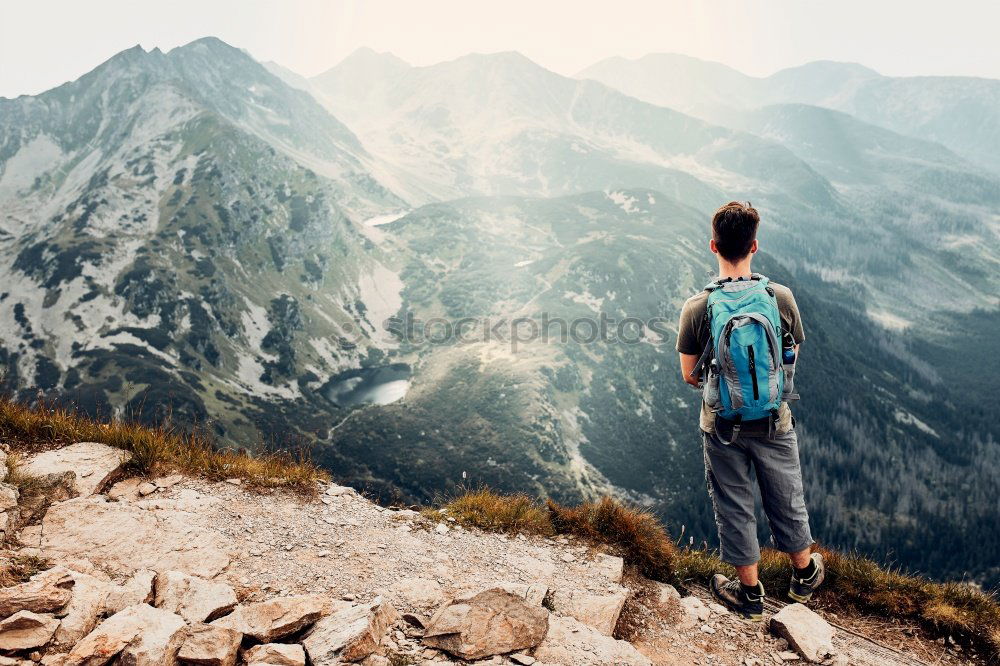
[422,588,549,659]
[36,495,231,577]
[22,443,131,497]
[0,443,936,666]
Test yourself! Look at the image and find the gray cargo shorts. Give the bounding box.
[702,426,813,566]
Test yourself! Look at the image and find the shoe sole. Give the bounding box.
[787,590,812,603]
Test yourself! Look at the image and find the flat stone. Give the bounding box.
[65,604,185,666]
[22,442,131,496]
[0,483,19,511]
[0,567,74,617]
[303,597,398,664]
[0,611,59,651]
[210,595,324,642]
[39,496,230,577]
[549,588,628,636]
[770,603,835,663]
[422,588,549,660]
[154,570,237,623]
[176,624,242,666]
[243,643,305,666]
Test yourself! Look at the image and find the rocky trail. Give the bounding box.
[0,441,980,665]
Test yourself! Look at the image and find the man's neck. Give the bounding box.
[718,258,753,281]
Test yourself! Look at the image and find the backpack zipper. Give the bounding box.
[747,345,759,400]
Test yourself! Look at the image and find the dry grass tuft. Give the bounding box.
[0,395,327,490]
[0,553,50,588]
[548,496,679,586]
[439,488,554,536]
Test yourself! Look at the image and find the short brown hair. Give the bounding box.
[712,201,759,262]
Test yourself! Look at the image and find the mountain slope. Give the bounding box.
[308,50,836,213]
[579,55,1000,173]
[0,39,405,440]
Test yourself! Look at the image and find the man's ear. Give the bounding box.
[750,239,758,255]
[709,238,719,255]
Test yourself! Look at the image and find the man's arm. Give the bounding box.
[679,353,700,387]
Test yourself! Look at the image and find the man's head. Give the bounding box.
[710,201,759,263]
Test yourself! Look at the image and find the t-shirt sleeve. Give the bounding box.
[676,297,704,355]
[784,291,805,344]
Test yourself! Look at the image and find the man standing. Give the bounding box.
[676,201,823,620]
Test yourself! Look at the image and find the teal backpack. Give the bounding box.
[692,274,797,442]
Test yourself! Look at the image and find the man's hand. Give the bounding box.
[679,353,701,387]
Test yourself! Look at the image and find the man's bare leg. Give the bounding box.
[736,547,810,586]
[788,547,812,569]
[736,563,759,586]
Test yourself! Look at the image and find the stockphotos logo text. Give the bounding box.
[375,312,672,351]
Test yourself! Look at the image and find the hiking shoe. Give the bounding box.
[788,552,825,603]
[709,574,764,620]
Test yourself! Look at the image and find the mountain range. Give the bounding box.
[1,38,997,587]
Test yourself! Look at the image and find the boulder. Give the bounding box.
[242,644,305,666]
[52,570,110,647]
[302,597,398,664]
[154,571,237,623]
[65,604,185,666]
[533,614,651,666]
[387,578,443,610]
[770,603,836,663]
[422,588,549,660]
[0,567,74,617]
[176,624,242,666]
[0,611,59,651]
[22,442,131,496]
[103,570,156,616]
[39,496,230,577]
[210,595,324,642]
[549,588,628,636]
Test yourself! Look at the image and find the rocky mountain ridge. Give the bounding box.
[0,440,982,665]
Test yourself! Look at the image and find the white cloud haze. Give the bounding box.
[1,0,998,97]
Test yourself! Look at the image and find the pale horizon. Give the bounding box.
[2,0,999,99]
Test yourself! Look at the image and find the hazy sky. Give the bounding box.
[2,0,998,98]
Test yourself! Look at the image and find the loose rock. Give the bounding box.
[154,570,237,623]
[243,644,306,666]
[210,595,324,642]
[176,624,242,666]
[0,611,60,651]
[422,588,549,660]
[302,597,399,664]
[770,604,836,663]
[0,567,74,617]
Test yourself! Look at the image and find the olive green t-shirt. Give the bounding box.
[676,281,805,434]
